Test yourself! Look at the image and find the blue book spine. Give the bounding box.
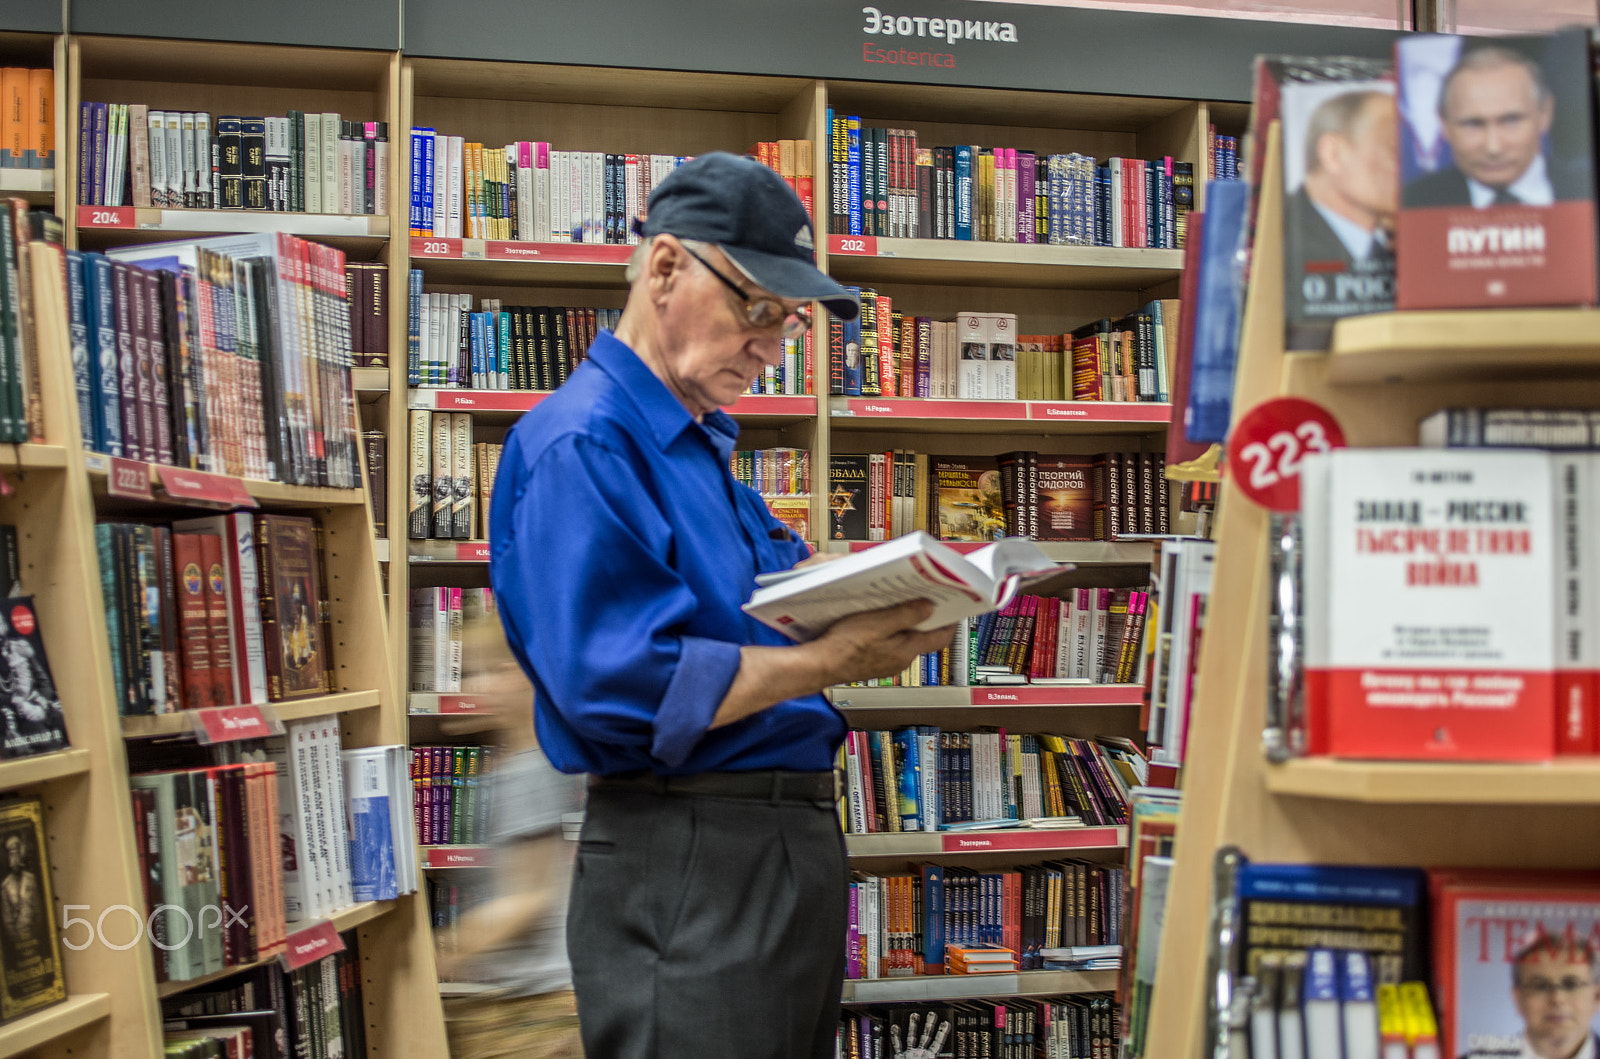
[842,286,863,396]
[893,728,920,831]
[406,269,423,387]
[420,130,435,233]
[846,117,862,236]
[921,863,945,969]
[954,145,974,241]
[484,311,497,387]
[1187,179,1248,444]
[409,128,425,233]
[64,250,98,451]
[95,525,125,711]
[85,253,122,457]
[497,310,510,389]
[469,312,484,388]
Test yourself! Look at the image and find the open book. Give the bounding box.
[744,531,1069,643]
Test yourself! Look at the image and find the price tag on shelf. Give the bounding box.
[76,205,133,228]
[411,237,462,259]
[455,543,490,562]
[1226,397,1345,512]
[828,235,878,256]
[106,457,154,500]
[281,919,345,971]
[156,466,258,508]
[438,695,485,714]
[191,704,283,745]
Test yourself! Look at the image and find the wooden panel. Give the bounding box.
[407,58,811,113]
[78,79,383,128]
[824,79,1195,132]
[74,35,391,91]
[1136,100,1202,167]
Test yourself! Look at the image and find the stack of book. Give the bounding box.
[82,234,364,488]
[160,935,368,1058]
[838,995,1120,1054]
[1207,127,1239,180]
[947,945,1019,975]
[406,280,620,389]
[826,116,1192,250]
[96,513,336,715]
[1,69,53,172]
[78,105,388,213]
[839,728,1143,833]
[847,861,1123,980]
[826,449,1169,543]
[407,134,684,242]
[411,744,493,846]
[405,411,493,541]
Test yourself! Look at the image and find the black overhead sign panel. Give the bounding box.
[0,0,62,34]
[403,0,1400,101]
[70,0,401,50]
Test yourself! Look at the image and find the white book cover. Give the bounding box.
[446,585,463,693]
[955,312,986,400]
[534,145,550,242]
[264,728,322,920]
[1339,951,1380,1059]
[1089,588,1109,683]
[195,112,212,207]
[1071,587,1093,679]
[373,132,388,216]
[179,111,199,206]
[986,313,1017,401]
[163,115,183,210]
[1158,539,1216,765]
[427,291,446,387]
[1303,949,1343,1059]
[516,144,534,241]
[446,136,463,239]
[304,113,323,213]
[572,153,586,242]
[316,718,354,910]
[844,734,866,833]
[107,104,126,207]
[1108,157,1125,248]
[1310,448,1556,760]
[409,588,436,692]
[338,129,355,215]
[433,132,450,237]
[146,110,167,207]
[341,747,398,903]
[431,586,451,689]
[320,112,340,218]
[549,151,566,243]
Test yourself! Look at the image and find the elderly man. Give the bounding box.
[1405,45,1586,208]
[488,151,953,1058]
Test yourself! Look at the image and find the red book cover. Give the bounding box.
[1036,456,1095,542]
[198,533,236,707]
[170,533,212,709]
[1396,31,1597,311]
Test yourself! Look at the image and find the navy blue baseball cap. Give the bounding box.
[638,151,860,321]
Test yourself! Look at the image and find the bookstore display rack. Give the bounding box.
[0,28,451,1059]
[1142,126,1600,1057]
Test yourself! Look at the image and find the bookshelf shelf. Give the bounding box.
[823,539,1155,564]
[119,690,383,739]
[407,539,489,564]
[0,444,68,469]
[0,993,111,1058]
[407,238,628,287]
[352,367,390,394]
[845,826,1126,859]
[74,206,389,241]
[1263,758,1600,805]
[840,969,1117,1005]
[407,388,817,424]
[828,685,1148,709]
[1328,308,1600,384]
[827,397,1170,435]
[419,845,493,869]
[0,168,54,203]
[825,236,1183,290]
[154,900,398,1000]
[438,982,497,998]
[0,748,91,792]
[407,692,490,716]
[83,454,368,509]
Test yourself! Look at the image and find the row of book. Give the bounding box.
[161,935,366,1059]
[1294,444,1600,762]
[405,282,618,389]
[1143,539,1215,768]
[846,861,1123,980]
[427,875,489,958]
[407,133,686,242]
[411,744,493,846]
[131,720,416,983]
[826,450,1169,544]
[83,233,365,488]
[0,69,52,170]
[730,446,811,497]
[825,115,1192,252]
[0,200,51,443]
[1120,788,1180,1058]
[835,996,1119,1059]
[79,104,389,213]
[409,587,498,694]
[1208,128,1239,181]
[838,729,1144,832]
[404,411,496,540]
[97,513,334,714]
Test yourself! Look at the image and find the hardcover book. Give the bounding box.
[828,454,870,542]
[0,598,68,759]
[1396,30,1598,310]
[1036,456,1095,542]
[931,457,1003,543]
[1276,59,1396,350]
[0,796,65,1022]
[254,515,328,702]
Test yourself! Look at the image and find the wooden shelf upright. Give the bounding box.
[1143,124,1600,1058]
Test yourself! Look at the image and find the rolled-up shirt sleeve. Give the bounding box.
[492,432,742,768]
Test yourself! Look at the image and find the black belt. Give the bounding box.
[589,769,838,804]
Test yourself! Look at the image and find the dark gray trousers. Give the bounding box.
[567,781,848,1058]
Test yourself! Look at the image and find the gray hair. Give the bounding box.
[1304,90,1390,176]
[1440,45,1550,118]
[623,234,715,284]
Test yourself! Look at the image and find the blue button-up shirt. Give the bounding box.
[488,330,847,776]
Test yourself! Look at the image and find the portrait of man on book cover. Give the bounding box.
[1501,934,1600,1059]
[1395,30,1598,309]
[1279,76,1398,349]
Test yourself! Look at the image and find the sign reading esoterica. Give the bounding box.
[859,6,1018,69]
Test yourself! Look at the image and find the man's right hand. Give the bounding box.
[812,600,958,685]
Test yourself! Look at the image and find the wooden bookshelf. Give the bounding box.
[0,993,112,1058]
[1143,125,1600,1059]
[845,826,1126,859]
[119,690,383,739]
[82,454,370,510]
[826,236,1182,289]
[0,748,91,791]
[1329,308,1600,384]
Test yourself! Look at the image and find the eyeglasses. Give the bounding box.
[1517,977,1598,998]
[682,244,813,340]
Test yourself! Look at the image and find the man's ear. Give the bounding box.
[648,235,684,294]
